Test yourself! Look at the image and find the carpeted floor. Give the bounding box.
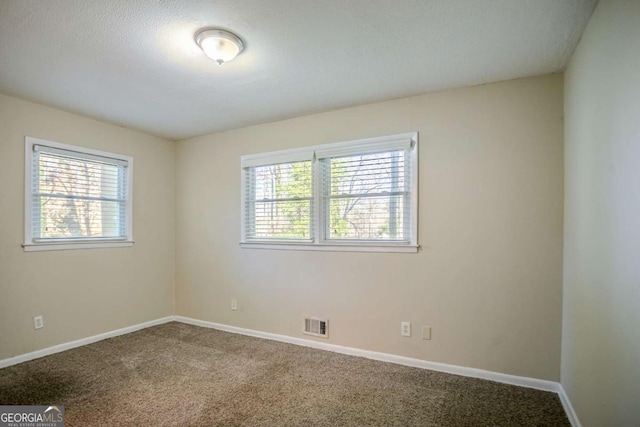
[0,322,569,426]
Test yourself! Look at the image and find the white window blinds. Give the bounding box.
[319,147,411,242]
[244,160,314,241]
[240,132,418,252]
[30,144,130,242]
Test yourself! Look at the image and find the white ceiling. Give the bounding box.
[0,0,597,140]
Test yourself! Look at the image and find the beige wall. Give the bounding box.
[0,93,175,360]
[563,0,640,425]
[175,74,564,381]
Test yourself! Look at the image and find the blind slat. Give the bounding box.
[36,193,126,203]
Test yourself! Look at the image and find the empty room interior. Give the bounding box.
[0,0,638,426]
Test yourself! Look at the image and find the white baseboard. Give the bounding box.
[174,315,558,393]
[0,316,174,369]
[557,384,582,427]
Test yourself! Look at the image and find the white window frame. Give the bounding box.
[240,132,418,253]
[23,137,134,252]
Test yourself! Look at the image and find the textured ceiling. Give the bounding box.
[0,0,597,140]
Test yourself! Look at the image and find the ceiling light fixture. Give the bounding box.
[195,29,244,65]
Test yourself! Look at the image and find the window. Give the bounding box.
[245,160,314,241]
[24,137,133,251]
[241,132,418,253]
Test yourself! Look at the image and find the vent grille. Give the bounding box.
[304,317,328,338]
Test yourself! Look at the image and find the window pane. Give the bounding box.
[329,151,406,196]
[38,153,121,199]
[250,199,312,239]
[34,150,126,240]
[247,160,313,240]
[328,195,406,240]
[253,161,312,200]
[325,149,410,242]
[36,196,124,239]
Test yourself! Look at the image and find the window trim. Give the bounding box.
[23,137,134,252]
[240,132,419,253]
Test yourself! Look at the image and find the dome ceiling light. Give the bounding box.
[195,29,244,65]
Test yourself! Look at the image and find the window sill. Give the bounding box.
[23,240,134,252]
[239,241,419,253]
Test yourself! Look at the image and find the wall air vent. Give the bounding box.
[304,317,328,338]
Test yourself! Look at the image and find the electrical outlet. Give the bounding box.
[422,326,432,340]
[231,299,238,311]
[34,315,44,330]
[401,321,411,337]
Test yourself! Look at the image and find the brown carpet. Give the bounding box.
[0,322,569,426]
